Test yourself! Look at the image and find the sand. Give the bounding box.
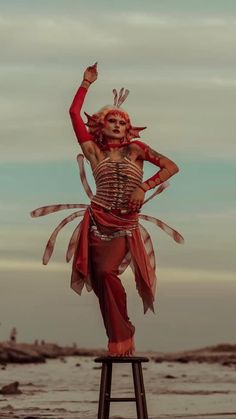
[0,343,236,418]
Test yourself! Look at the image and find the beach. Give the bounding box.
[0,343,236,418]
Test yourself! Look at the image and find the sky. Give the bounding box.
[0,0,236,351]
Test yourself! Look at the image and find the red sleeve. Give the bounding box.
[132,140,152,160]
[69,86,93,143]
[132,140,179,191]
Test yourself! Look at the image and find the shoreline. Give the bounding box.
[1,341,236,367]
[0,354,236,419]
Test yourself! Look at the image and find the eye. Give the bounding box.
[107,118,116,123]
[119,121,126,126]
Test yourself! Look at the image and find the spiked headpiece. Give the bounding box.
[84,88,146,143]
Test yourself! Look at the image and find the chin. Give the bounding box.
[109,135,123,140]
[103,132,125,141]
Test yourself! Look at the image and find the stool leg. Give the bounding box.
[132,362,147,419]
[97,363,113,419]
[138,363,148,418]
[104,363,112,419]
[97,363,108,419]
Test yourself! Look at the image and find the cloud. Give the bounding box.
[0,8,235,163]
[0,258,68,273]
[159,267,236,282]
[1,11,236,67]
[117,12,236,28]
[196,209,236,219]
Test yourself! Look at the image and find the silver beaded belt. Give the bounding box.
[90,225,135,241]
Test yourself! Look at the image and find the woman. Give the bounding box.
[69,63,180,356]
[31,63,183,357]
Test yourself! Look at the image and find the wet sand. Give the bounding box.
[0,344,236,419]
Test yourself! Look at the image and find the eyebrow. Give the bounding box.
[108,116,126,122]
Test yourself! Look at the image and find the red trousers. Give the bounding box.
[71,206,156,355]
[89,232,135,354]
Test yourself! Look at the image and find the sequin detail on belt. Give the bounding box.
[90,224,136,241]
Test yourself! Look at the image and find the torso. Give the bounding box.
[80,141,145,212]
[88,143,144,172]
[91,154,143,211]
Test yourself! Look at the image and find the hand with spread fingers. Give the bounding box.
[128,186,145,212]
[83,62,98,84]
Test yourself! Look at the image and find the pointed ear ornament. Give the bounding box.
[126,125,146,141]
[84,112,104,137]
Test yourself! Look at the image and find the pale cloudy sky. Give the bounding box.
[0,0,235,350]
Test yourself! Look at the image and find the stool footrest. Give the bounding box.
[108,397,137,402]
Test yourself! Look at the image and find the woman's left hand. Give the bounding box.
[128,187,145,212]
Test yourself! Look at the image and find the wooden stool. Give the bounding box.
[94,356,149,419]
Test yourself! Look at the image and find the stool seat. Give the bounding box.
[95,355,149,363]
[95,355,149,419]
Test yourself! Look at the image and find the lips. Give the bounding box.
[113,129,120,133]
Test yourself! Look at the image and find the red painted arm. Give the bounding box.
[69,86,93,143]
[133,140,179,191]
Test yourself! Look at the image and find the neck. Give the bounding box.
[106,137,121,145]
[102,136,127,150]
[103,141,130,151]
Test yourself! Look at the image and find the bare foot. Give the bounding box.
[108,337,135,357]
[108,347,135,357]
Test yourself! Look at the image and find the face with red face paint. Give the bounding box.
[102,112,128,141]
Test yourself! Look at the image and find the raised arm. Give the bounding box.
[69,63,98,159]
